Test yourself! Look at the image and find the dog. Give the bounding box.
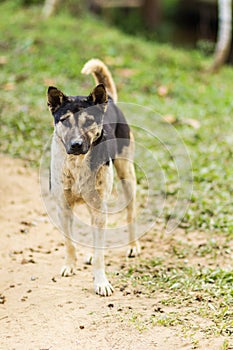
[47,59,140,296]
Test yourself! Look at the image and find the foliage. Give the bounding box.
[115,258,233,338]
[1,1,233,236]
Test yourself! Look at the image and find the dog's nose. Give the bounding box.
[70,139,83,150]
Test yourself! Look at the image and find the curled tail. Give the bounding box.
[81,59,118,103]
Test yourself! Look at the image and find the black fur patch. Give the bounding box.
[89,124,117,170]
[52,96,93,124]
[89,102,130,170]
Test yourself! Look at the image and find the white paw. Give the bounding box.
[127,241,141,258]
[61,264,75,277]
[94,276,114,296]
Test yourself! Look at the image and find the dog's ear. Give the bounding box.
[47,86,67,113]
[89,84,108,107]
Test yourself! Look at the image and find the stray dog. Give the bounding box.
[47,59,140,296]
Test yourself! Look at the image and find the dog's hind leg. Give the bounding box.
[113,158,141,258]
[57,203,77,277]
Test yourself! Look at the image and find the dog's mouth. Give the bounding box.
[66,138,90,155]
[67,148,89,156]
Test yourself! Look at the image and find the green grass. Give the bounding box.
[1,2,233,344]
[1,1,233,233]
[114,259,233,337]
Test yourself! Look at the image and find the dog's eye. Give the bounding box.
[60,114,71,122]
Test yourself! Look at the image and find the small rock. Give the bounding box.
[0,295,6,304]
[20,220,32,226]
[154,306,164,313]
[20,228,29,234]
[123,290,131,296]
[21,258,35,264]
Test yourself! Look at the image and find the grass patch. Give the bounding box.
[115,260,233,336]
[1,1,233,233]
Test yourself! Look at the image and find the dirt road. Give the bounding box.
[0,155,229,350]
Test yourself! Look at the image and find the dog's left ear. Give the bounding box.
[89,84,108,108]
[47,86,68,113]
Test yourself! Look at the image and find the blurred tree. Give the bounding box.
[142,0,161,29]
[88,0,162,29]
[209,0,232,71]
[42,0,60,18]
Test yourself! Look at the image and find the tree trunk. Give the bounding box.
[209,0,232,72]
[42,0,60,18]
[142,0,161,30]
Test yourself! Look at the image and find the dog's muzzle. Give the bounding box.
[67,139,88,155]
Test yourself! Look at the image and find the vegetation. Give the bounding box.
[0,2,233,343]
[113,257,233,338]
[1,1,233,233]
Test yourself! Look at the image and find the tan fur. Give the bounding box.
[49,59,140,297]
[81,59,118,103]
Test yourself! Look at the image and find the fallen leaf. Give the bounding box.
[117,68,137,78]
[105,56,123,65]
[0,56,7,65]
[157,85,169,97]
[43,78,55,86]
[185,118,201,129]
[3,82,15,91]
[163,114,177,124]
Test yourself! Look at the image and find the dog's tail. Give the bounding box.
[81,59,118,103]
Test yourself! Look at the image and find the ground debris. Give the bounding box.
[0,294,6,304]
[21,258,36,264]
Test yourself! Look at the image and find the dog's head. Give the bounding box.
[47,84,108,155]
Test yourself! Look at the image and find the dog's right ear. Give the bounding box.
[47,86,67,113]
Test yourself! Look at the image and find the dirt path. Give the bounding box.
[0,155,230,350]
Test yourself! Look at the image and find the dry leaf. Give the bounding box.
[105,56,123,65]
[117,68,137,78]
[163,114,177,124]
[43,78,56,86]
[3,82,15,91]
[157,85,168,97]
[0,56,7,65]
[185,118,200,129]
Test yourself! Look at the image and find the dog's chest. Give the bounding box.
[63,156,113,204]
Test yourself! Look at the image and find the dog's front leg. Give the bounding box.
[90,207,114,296]
[57,203,77,277]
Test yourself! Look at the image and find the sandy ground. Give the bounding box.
[0,155,231,350]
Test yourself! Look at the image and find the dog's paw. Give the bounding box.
[60,265,75,277]
[94,276,114,297]
[127,241,141,258]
